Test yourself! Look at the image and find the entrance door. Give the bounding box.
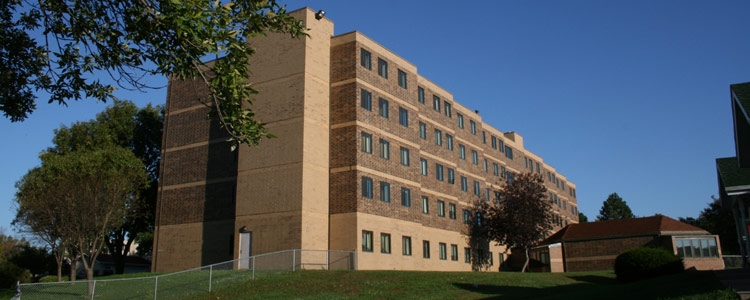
[239,232,252,269]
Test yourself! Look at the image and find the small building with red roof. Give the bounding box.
[532,215,724,272]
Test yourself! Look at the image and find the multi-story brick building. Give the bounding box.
[152,7,578,272]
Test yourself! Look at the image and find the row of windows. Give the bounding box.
[361,89,410,127]
[361,230,495,264]
[361,175,483,223]
[675,237,719,258]
[362,130,515,200]
[361,49,408,89]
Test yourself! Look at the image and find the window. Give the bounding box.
[505,146,513,159]
[676,237,719,258]
[463,209,470,224]
[420,159,428,176]
[461,176,468,191]
[446,134,454,150]
[418,87,425,104]
[378,98,389,118]
[447,168,455,184]
[362,177,373,198]
[433,95,441,112]
[362,230,373,252]
[434,129,442,146]
[401,187,411,207]
[451,244,458,261]
[491,136,497,149]
[464,248,471,263]
[423,241,430,258]
[482,131,486,144]
[360,49,371,69]
[449,203,456,219]
[471,150,478,165]
[419,122,426,139]
[485,188,491,201]
[470,120,477,135]
[360,89,372,110]
[361,132,372,153]
[402,236,412,256]
[493,163,499,176]
[444,102,452,117]
[459,145,466,159]
[380,182,390,202]
[507,172,515,183]
[474,181,480,196]
[437,200,445,217]
[457,113,464,128]
[436,163,444,181]
[501,166,506,179]
[499,140,505,153]
[399,107,408,127]
[377,58,388,78]
[536,162,541,174]
[439,243,447,260]
[483,159,488,172]
[398,69,407,88]
[379,139,389,160]
[381,233,391,254]
[421,196,429,214]
[400,147,410,166]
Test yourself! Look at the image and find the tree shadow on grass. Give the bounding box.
[452,271,732,300]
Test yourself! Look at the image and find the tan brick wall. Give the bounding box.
[156,8,578,273]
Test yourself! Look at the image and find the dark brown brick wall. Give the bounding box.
[331,43,356,84]
[158,181,236,226]
[161,142,236,186]
[564,235,658,272]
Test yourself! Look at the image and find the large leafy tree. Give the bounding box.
[12,167,68,281]
[1,0,306,147]
[14,146,147,293]
[596,193,635,221]
[49,99,162,273]
[680,196,739,255]
[471,173,553,272]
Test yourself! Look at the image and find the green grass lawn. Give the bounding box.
[188,269,738,300]
[2,269,738,300]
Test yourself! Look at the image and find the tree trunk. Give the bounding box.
[521,247,530,273]
[86,267,95,297]
[68,258,77,282]
[56,260,62,282]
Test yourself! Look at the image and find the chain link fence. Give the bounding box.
[15,249,355,300]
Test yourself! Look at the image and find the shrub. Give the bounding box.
[614,247,684,282]
[0,261,31,289]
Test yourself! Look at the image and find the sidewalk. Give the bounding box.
[715,268,750,300]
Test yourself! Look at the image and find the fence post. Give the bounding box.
[326,251,330,270]
[252,256,255,280]
[90,280,96,300]
[209,265,213,292]
[292,249,296,272]
[15,281,20,299]
[154,276,159,300]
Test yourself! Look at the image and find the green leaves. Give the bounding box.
[2,0,306,148]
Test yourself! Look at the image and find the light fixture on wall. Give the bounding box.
[315,10,325,20]
[239,226,248,233]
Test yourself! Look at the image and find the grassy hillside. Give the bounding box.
[2,269,737,299]
[188,269,737,300]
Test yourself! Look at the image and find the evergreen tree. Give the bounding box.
[597,193,635,221]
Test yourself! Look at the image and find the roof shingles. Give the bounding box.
[542,216,708,244]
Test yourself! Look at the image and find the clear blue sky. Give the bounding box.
[1,0,749,234]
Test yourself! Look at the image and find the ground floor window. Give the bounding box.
[675,237,719,258]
